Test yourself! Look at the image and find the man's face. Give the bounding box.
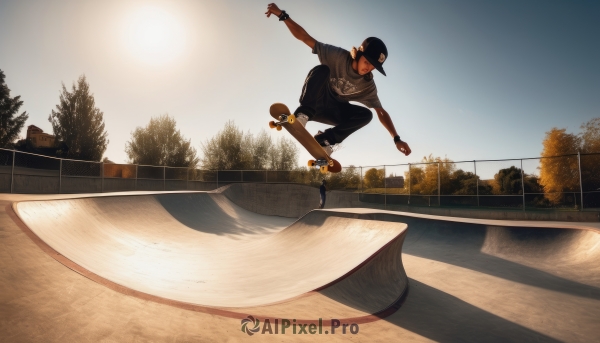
[357,56,376,75]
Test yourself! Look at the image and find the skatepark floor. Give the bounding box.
[1,190,599,342]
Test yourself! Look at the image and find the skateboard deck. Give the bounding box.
[269,103,342,174]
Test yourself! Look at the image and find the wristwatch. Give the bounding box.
[278,10,289,21]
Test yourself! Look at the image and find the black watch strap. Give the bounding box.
[394,135,402,143]
[278,10,289,21]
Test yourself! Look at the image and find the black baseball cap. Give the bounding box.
[359,37,388,76]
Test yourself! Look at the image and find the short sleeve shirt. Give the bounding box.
[312,41,382,108]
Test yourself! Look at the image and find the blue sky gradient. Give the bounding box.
[1,0,598,167]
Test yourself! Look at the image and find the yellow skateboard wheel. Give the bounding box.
[307,159,315,167]
[287,114,296,124]
[276,125,282,131]
[269,121,277,129]
[320,165,328,174]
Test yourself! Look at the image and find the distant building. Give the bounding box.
[385,176,405,188]
[27,125,55,148]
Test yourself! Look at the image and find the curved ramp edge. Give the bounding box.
[11,193,410,322]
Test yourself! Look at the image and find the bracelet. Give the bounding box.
[278,10,289,21]
[394,135,403,143]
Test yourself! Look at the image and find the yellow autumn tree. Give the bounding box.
[405,155,456,195]
[539,128,581,204]
[363,168,384,188]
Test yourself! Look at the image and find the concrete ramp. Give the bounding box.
[13,192,409,318]
[5,188,600,341]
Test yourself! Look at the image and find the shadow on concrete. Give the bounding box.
[385,279,563,343]
[311,212,598,341]
[156,193,294,237]
[366,214,600,300]
[403,247,600,301]
[402,236,600,300]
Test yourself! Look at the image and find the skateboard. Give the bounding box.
[269,103,342,174]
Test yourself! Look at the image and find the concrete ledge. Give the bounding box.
[381,204,600,222]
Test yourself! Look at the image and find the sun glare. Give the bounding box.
[124,6,186,65]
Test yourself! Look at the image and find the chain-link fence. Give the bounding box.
[0,149,14,193]
[349,154,598,211]
[1,148,597,211]
[581,153,600,208]
[13,150,61,193]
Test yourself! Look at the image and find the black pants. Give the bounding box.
[294,65,373,145]
[319,192,326,209]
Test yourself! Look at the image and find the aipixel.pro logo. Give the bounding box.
[240,316,261,336]
[240,316,360,336]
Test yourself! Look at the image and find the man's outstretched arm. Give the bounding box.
[265,3,316,49]
[374,108,412,156]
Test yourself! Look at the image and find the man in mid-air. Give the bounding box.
[265,3,411,157]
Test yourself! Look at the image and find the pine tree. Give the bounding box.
[0,69,29,148]
[48,75,108,161]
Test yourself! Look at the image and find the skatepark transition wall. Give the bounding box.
[2,169,598,221]
[219,183,600,222]
[5,186,600,341]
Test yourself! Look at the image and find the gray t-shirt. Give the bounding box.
[312,41,382,108]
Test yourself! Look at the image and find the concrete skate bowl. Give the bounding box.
[329,208,600,342]
[12,192,410,323]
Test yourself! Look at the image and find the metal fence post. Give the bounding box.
[163,166,166,191]
[408,163,411,205]
[578,152,583,211]
[384,165,387,209]
[217,169,219,189]
[59,159,62,194]
[10,150,15,194]
[474,160,479,207]
[521,159,525,210]
[101,161,104,193]
[360,166,363,200]
[135,165,138,190]
[438,162,441,206]
[186,168,189,190]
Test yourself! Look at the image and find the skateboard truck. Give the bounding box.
[269,114,296,131]
[308,158,334,174]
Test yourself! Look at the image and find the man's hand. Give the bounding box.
[396,140,412,156]
[265,3,283,18]
[264,3,316,49]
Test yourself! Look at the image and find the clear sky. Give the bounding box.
[1,0,598,168]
